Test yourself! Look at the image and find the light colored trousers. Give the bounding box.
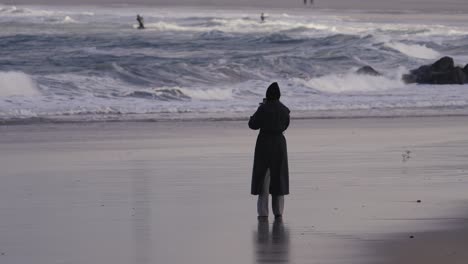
[257,169,284,217]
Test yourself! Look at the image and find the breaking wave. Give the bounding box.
[0,72,39,97]
[385,41,440,59]
[0,5,32,14]
[124,87,190,101]
[295,70,406,94]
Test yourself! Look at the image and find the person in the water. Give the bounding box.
[260,13,265,23]
[136,14,145,29]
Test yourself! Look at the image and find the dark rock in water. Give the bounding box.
[403,56,468,85]
[356,66,382,76]
[432,67,466,84]
[402,65,430,84]
[432,56,454,71]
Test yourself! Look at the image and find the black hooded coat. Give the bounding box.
[249,99,290,195]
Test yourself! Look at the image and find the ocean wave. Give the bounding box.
[61,16,78,24]
[0,71,39,97]
[197,30,231,40]
[385,41,440,59]
[43,15,78,24]
[0,5,54,16]
[110,63,154,85]
[123,87,190,101]
[252,33,297,44]
[142,22,183,31]
[0,5,95,17]
[179,87,233,100]
[123,87,232,101]
[142,18,340,34]
[295,68,406,94]
[0,5,31,14]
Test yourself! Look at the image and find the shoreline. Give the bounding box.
[5,109,468,125]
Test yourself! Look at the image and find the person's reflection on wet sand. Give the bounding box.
[254,218,290,263]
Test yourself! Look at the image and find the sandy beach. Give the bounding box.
[1,116,468,264]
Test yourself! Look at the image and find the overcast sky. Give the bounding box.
[4,0,468,12]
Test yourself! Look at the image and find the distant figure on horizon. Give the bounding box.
[249,82,290,220]
[260,13,265,23]
[136,14,145,29]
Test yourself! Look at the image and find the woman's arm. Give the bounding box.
[248,106,265,130]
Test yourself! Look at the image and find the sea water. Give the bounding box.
[0,4,468,122]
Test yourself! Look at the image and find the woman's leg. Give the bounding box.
[272,195,284,217]
[257,169,270,217]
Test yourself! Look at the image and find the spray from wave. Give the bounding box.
[385,41,440,59]
[0,72,39,97]
[295,68,407,94]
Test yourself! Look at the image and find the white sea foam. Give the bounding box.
[179,87,233,100]
[80,11,94,16]
[62,16,77,23]
[0,72,39,96]
[43,15,78,24]
[385,41,440,59]
[0,5,54,16]
[145,21,196,31]
[296,70,406,94]
[0,5,31,14]
[144,18,332,34]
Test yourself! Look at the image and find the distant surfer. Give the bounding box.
[136,14,145,29]
[260,13,265,23]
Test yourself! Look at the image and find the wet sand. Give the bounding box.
[374,221,468,264]
[1,117,468,264]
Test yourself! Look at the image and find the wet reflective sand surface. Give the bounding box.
[254,219,290,264]
[1,117,468,264]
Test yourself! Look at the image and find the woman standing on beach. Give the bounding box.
[249,82,290,220]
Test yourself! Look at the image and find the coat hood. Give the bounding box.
[266,82,281,101]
